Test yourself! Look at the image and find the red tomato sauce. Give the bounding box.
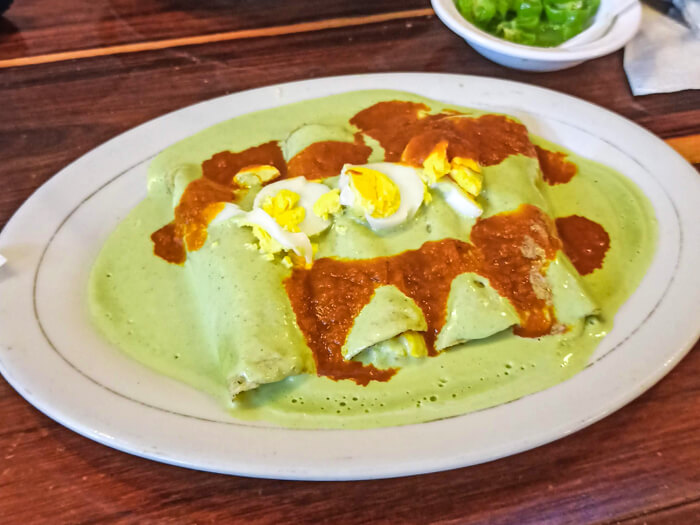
[535,146,577,185]
[286,139,372,180]
[285,205,561,384]
[555,215,610,275]
[350,100,536,166]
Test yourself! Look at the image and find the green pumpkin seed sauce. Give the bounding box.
[88,90,657,429]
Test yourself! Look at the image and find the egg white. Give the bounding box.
[253,177,334,236]
[433,179,483,219]
[243,208,314,263]
[209,203,245,226]
[338,162,426,231]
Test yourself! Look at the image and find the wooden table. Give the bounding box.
[1,1,698,522]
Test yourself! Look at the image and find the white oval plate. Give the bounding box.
[1,74,698,481]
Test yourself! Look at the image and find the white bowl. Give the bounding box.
[431,0,642,71]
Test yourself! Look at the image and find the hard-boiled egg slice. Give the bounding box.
[422,141,451,185]
[339,162,426,231]
[253,177,334,236]
[237,177,336,264]
[233,165,281,187]
[449,157,483,196]
[240,208,313,264]
[420,142,484,217]
[433,179,483,219]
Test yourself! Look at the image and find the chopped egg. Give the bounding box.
[241,177,336,264]
[313,189,341,220]
[240,208,313,263]
[339,163,426,230]
[233,165,281,187]
[421,142,484,218]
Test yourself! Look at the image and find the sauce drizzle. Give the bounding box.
[285,205,561,384]
[535,146,577,185]
[202,141,287,184]
[286,139,372,180]
[555,215,610,275]
[350,100,536,166]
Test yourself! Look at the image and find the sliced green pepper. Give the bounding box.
[455,0,599,47]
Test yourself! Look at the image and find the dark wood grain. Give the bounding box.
[0,0,428,59]
[0,3,699,523]
[621,499,700,524]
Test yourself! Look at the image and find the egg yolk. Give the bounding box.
[313,189,341,220]
[347,166,401,218]
[422,141,451,185]
[261,189,306,232]
[422,143,483,205]
[233,165,281,187]
[399,331,429,358]
[450,157,482,196]
[250,225,282,260]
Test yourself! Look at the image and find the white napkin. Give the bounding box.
[623,4,700,95]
